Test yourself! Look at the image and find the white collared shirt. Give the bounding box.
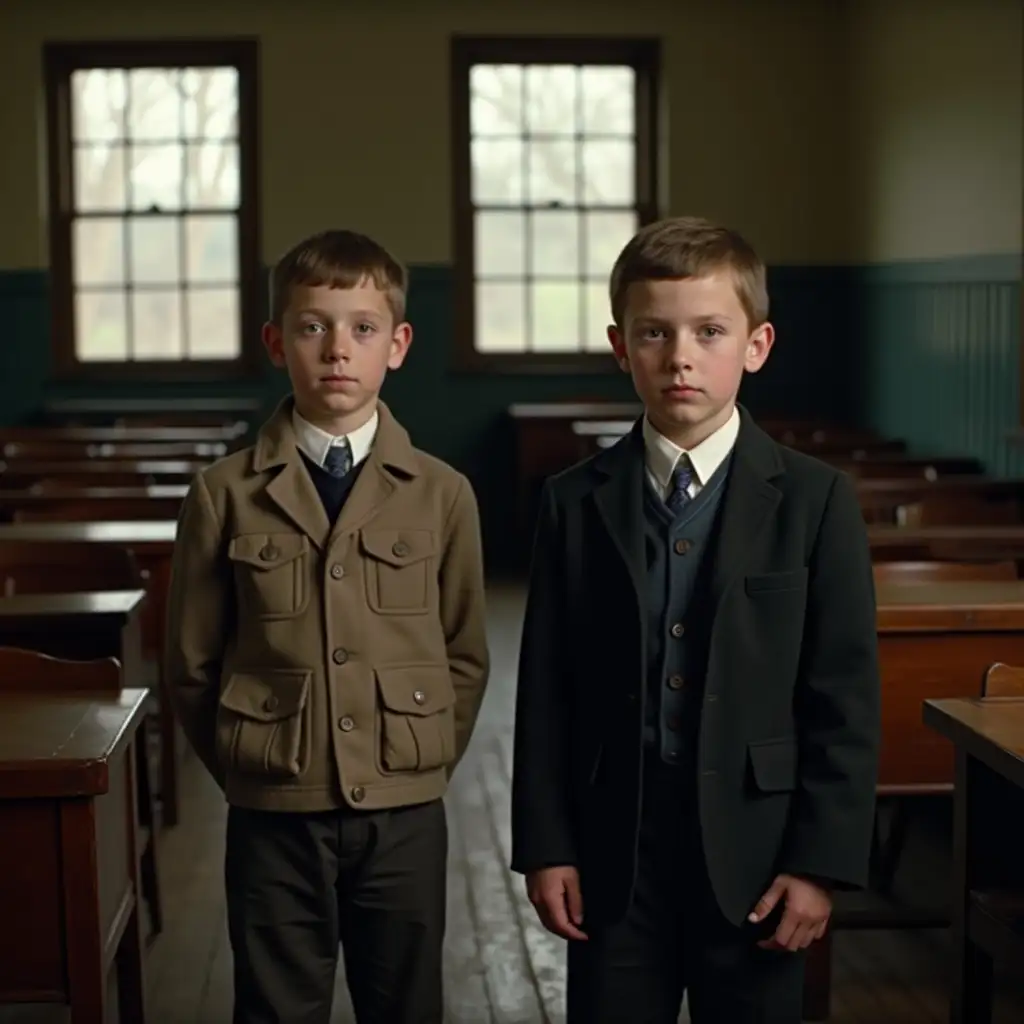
[642,405,740,501]
[291,406,379,470]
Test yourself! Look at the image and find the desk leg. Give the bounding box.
[950,750,993,1024]
[118,736,148,1022]
[60,800,106,1023]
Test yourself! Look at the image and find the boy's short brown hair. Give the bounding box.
[609,216,768,329]
[268,229,408,325]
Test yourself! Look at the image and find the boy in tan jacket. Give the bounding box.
[165,229,489,1024]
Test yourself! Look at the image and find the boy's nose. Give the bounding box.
[321,329,349,361]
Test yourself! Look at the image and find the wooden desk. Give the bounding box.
[0,485,187,523]
[923,698,1024,1023]
[0,522,180,825]
[0,689,149,1022]
[0,425,244,444]
[856,477,1024,526]
[0,459,206,485]
[869,524,1024,563]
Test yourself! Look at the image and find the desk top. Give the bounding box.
[0,485,188,502]
[0,688,149,798]
[869,525,1024,545]
[0,590,147,620]
[876,581,1024,632]
[923,697,1024,791]
[0,520,177,546]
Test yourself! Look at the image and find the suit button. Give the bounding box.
[338,716,354,731]
[667,675,684,690]
[332,648,349,665]
[666,714,682,732]
[330,564,344,579]
[670,622,684,638]
[259,543,279,561]
[351,786,365,802]
[262,695,279,712]
[673,539,692,555]
[412,689,426,705]
[392,540,410,557]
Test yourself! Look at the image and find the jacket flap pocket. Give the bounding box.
[228,533,308,570]
[748,736,798,792]
[219,670,311,721]
[375,663,455,715]
[360,529,437,568]
[745,568,808,594]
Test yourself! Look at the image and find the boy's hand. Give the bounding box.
[526,866,588,941]
[748,873,831,952]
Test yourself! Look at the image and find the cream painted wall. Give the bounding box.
[848,0,1023,261]
[0,0,849,271]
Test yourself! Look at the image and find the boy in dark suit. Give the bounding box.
[510,216,881,1022]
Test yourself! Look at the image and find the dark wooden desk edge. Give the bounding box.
[0,590,148,620]
[922,699,1024,790]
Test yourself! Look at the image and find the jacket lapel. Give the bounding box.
[708,408,785,607]
[592,420,647,604]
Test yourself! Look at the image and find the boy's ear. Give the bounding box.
[744,321,775,374]
[262,320,286,368]
[387,321,413,371]
[607,324,629,373]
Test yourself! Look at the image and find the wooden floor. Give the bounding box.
[135,583,1022,1023]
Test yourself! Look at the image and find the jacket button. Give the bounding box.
[392,540,410,557]
[330,564,344,579]
[332,648,349,665]
[674,539,691,555]
[670,622,684,638]
[666,714,682,732]
[338,716,354,731]
[263,695,279,711]
[259,543,279,561]
[351,786,365,802]
[667,674,684,690]
[412,689,426,705]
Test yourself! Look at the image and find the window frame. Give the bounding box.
[43,38,262,381]
[450,35,662,374]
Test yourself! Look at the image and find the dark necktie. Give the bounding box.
[666,456,694,515]
[323,439,353,479]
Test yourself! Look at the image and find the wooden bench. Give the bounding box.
[0,459,207,488]
[856,477,1024,526]
[0,683,149,1022]
[0,486,187,523]
[868,525,1024,565]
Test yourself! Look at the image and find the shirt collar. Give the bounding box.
[291,405,379,469]
[642,405,740,493]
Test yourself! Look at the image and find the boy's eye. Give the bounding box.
[640,328,667,342]
[300,322,325,336]
[699,325,724,339]
[356,322,377,335]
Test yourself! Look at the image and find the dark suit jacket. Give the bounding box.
[510,407,881,928]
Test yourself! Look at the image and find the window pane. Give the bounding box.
[531,210,578,277]
[185,215,237,283]
[128,68,181,141]
[129,217,180,285]
[132,289,183,359]
[130,143,183,211]
[584,211,636,276]
[475,282,525,352]
[71,69,126,142]
[532,281,581,351]
[74,218,125,287]
[524,65,576,135]
[584,281,612,351]
[471,139,523,204]
[528,139,576,205]
[182,68,238,139]
[76,290,128,361]
[74,144,126,211]
[470,65,522,136]
[580,67,634,135]
[185,142,240,208]
[581,140,634,205]
[187,289,240,358]
[475,212,524,277]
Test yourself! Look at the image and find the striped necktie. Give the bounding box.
[666,456,694,515]
[323,439,353,479]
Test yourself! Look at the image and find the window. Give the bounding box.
[44,40,260,378]
[451,37,661,372]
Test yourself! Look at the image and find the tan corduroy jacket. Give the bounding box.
[164,397,490,812]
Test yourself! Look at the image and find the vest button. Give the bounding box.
[338,716,354,731]
[674,539,692,555]
[351,786,365,803]
[330,564,344,579]
[667,674,684,690]
[670,622,685,638]
[332,647,349,665]
[666,714,683,732]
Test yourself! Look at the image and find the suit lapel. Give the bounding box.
[265,459,332,550]
[592,421,647,603]
[709,409,784,606]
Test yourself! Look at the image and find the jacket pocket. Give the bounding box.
[216,669,312,778]
[744,568,808,595]
[228,533,309,619]
[360,529,438,615]
[374,663,456,772]
[747,735,798,793]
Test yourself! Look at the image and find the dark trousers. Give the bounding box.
[225,798,447,1024]
[567,756,805,1024]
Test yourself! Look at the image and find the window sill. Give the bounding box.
[452,350,621,375]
